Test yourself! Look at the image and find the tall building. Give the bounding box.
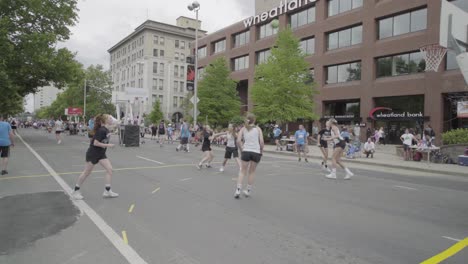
[196,0,467,144]
[108,17,206,122]
[32,86,61,111]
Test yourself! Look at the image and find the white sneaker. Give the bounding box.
[103,190,119,198]
[72,191,83,200]
[344,168,354,180]
[325,173,337,179]
[234,188,241,199]
[326,167,332,173]
[243,189,250,197]
[58,140,62,144]
[196,164,202,170]
[219,167,224,172]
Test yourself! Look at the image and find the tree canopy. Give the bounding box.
[251,27,317,124]
[197,57,241,127]
[148,100,164,125]
[0,0,81,115]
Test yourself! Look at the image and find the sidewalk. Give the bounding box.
[261,143,468,177]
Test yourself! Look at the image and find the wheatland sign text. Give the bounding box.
[243,0,317,28]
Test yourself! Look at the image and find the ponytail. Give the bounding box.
[244,113,256,131]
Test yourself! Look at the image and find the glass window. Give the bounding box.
[160,50,165,57]
[378,8,427,39]
[290,6,316,29]
[153,62,158,73]
[409,51,426,73]
[159,79,164,90]
[160,37,165,45]
[328,32,338,50]
[174,65,179,77]
[214,39,226,54]
[180,66,185,78]
[181,53,185,61]
[393,13,410,36]
[159,95,163,104]
[300,38,315,55]
[328,0,339,16]
[326,61,361,84]
[379,17,393,39]
[339,0,352,13]
[327,25,362,50]
[173,96,178,107]
[174,81,178,92]
[180,82,184,92]
[175,52,179,60]
[394,54,409,75]
[175,40,179,48]
[351,25,362,45]
[198,46,207,58]
[258,21,278,40]
[153,35,158,45]
[180,41,186,49]
[257,49,271,64]
[233,31,250,47]
[233,55,249,71]
[159,63,164,74]
[338,28,351,48]
[353,0,363,8]
[153,49,158,57]
[327,66,338,84]
[410,8,427,32]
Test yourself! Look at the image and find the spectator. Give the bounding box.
[400,129,415,161]
[378,127,386,145]
[366,127,372,141]
[424,124,435,143]
[340,127,350,143]
[363,138,375,158]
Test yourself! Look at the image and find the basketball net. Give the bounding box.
[420,44,448,72]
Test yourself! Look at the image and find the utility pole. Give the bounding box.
[84,79,87,121]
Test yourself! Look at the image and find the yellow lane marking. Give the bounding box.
[151,187,160,194]
[0,174,52,180]
[122,231,128,245]
[420,237,468,264]
[128,204,135,213]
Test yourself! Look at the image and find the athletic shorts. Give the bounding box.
[202,145,211,152]
[11,126,17,130]
[181,137,188,145]
[334,140,346,149]
[274,136,281,140]
[224,147,239,159]
[403,144,411,151]
[297,144,305,152]
[0,146,10,158]
[158,132,165,136]
[241,151,262,163]
[55,131,62,134]
[319,140,328,149]
[151,129,157,136]
[86,150,107,165]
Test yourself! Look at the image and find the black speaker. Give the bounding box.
[123,125,140,147]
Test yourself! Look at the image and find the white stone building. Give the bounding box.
[108,17,205,122]
[32,86,61,111]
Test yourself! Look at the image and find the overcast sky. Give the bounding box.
[59,0,254,69]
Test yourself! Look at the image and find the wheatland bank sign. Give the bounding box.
[243,0,317,28]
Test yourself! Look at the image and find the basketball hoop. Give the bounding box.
[420,44,447,72]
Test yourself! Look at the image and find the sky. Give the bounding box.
[59,0,254,69]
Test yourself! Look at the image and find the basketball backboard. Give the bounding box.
[440,0,468,50]
[440,0,468,85]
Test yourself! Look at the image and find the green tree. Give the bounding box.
[148,100,163,124]
[251,28,317,124]
[197,57,241,127]
[0,0,80,114]
[40,65,115,119]
[179,93,194,124]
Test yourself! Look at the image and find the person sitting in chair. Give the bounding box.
[363,138,375,158]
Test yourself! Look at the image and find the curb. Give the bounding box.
[260,149,467,178]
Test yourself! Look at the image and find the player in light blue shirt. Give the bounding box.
[294,125,309,162]
[273,125,282,151]
[0,116,15,175]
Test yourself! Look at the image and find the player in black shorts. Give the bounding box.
[317,121,331,172]
[196,125,215,169]
[72,114,119,200]
[324,118,354,180]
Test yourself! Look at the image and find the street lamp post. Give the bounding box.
[188,1,200,126]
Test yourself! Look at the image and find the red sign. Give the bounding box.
[67,107,83,115]
[369,107,392,120]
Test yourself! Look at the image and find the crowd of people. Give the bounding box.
[1,111,443,200]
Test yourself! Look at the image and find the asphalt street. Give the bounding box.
[0,128,467,264]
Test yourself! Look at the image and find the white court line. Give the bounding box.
[136,156,165,165]
[17,134,148,264]
[393,185,418,191]
[443,236,462,242]
[179,178,192,182]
